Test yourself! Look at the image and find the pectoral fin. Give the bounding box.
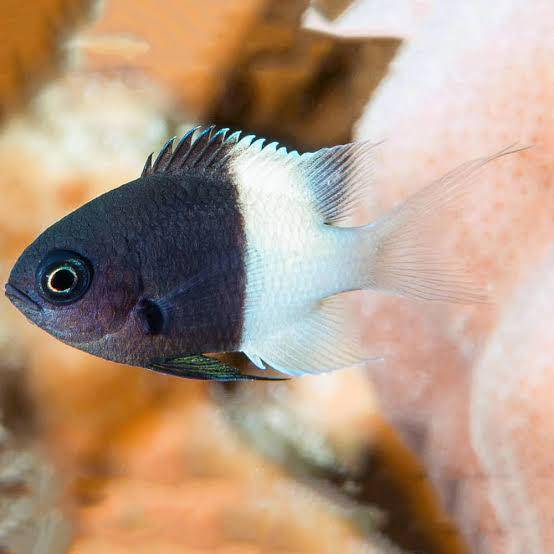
[148,354,288,382]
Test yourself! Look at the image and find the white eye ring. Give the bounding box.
[46,265,78,294]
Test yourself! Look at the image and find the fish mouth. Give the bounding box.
[4,283,43,313]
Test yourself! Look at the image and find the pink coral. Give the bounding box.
[306,1,554,551]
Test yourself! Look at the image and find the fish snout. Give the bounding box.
[4,283,43,313]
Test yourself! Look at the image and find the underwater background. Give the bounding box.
[0,1,553,553]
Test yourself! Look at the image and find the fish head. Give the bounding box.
[5,184,145,355]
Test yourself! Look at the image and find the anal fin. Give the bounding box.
[253,295,378,376]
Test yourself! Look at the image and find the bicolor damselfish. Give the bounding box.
[5,126,521,380]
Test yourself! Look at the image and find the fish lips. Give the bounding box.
[4,282,44,314]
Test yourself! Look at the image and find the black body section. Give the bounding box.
[7,127,248,370]
[89,169,247,365]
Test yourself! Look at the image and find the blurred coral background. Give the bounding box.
[0,1,552,553]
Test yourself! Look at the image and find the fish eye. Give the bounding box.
[36,250,93,304]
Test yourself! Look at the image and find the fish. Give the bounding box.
[4,125,521,380]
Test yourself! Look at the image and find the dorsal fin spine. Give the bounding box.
[170,126,199,167]
[153,136,176,172]
[172,126,200,171]
[212,130,242,170]
[187,126,215,168]
[141,152,153,177]
[203,128,230,168]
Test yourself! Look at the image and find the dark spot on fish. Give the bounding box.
[136,298,165,335]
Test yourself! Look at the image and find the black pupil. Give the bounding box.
[50,268,76,292]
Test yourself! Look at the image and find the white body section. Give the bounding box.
[232,146,363,353]
[227,136,517,375]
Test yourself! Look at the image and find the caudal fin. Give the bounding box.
[363,146,528,303]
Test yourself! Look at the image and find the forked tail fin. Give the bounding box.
[362,146,528,303]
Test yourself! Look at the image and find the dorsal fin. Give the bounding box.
[141,125,292,178]
[142,125,380,225]
[298,140,380,224]
[228,135,379,225]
